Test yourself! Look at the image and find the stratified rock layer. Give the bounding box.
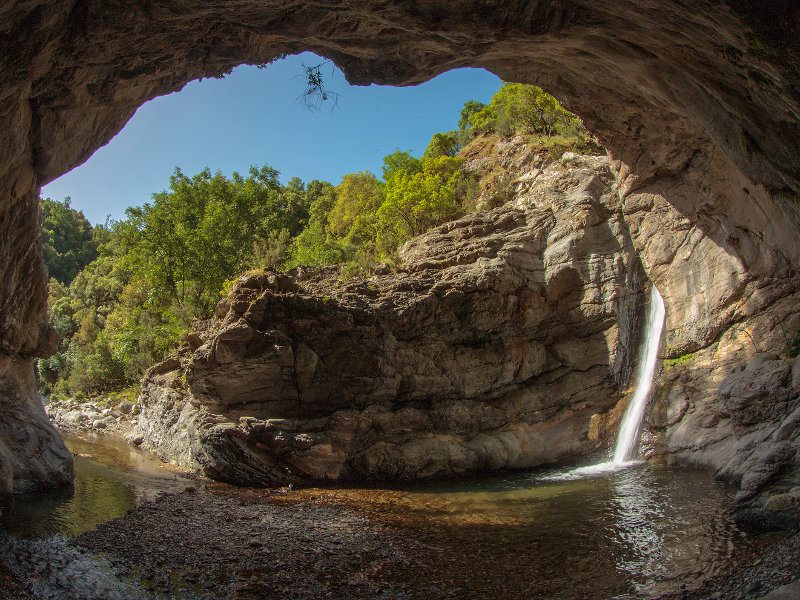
[133,155,645,484]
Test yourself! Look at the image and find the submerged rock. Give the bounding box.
[133,154,646,485]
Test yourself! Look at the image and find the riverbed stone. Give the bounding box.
[760,580,800,600]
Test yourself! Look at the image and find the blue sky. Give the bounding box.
[42,52,502,224]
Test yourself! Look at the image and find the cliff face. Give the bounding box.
[0,194,72,493]
[134,140,800,530]
[133,154,646,484]
[1,1,799,500]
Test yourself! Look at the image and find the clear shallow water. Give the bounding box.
[0,433,186,539]
[299,463,749,599]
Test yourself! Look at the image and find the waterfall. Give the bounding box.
[539,285,666,482]
[612,286,666,464]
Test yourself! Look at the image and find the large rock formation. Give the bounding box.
[134,139,800,530]
[0,356,72,494]
[0,195,72,493]
[133,154,646,484]
[0,1,799,499]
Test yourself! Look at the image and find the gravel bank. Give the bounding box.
[74,486,424,599]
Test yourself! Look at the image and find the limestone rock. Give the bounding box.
[46,397,138,435]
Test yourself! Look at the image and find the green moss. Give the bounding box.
[663,352,696,368]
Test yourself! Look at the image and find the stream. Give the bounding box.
[0,433,188,539]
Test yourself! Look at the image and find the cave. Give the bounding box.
[2,0,800,544]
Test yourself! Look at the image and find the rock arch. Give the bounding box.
[1,1,799,502]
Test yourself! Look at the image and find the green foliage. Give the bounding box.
[326,172,385,241]
[41,165,321,398]
[459,83,590,147]
[663,352,696,369]
[458,100,487,133]
[252,228,291,270]
[40,197,98,285]
[377,155,470,249]
[423,132,462,160]
[284,180,345,268]
[382,150,422,181]
[119,165,294,316]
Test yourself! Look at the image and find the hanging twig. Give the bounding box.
[298,60,341,111]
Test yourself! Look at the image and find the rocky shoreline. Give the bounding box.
[44,397,139,437]
[668,531,800,600]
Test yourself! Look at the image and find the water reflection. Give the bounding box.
[296,464,747,598]
[607,467,739,598]
[609,468,672,597]
[0,433,186,539]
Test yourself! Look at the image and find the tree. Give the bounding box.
[326,172,385,252]
[377,155,470,251]
[286,180,344,267]
[382,150,422,182]
[280,177,314,236]
[40,197,98,285]
[461,83,583,139]
[458,100,487,132]
[120,165,288,315]
[423,132,462,160]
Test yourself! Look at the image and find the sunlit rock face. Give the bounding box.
[1,1,799,500]
[133,155,646,483]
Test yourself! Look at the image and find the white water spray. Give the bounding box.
[612,286,666,464]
